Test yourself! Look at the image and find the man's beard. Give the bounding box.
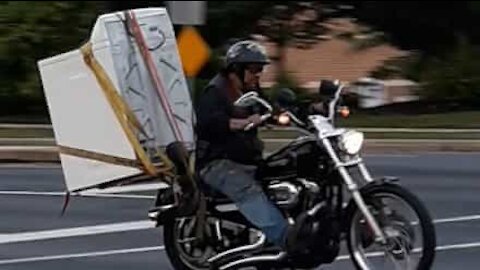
[244,81,260,92]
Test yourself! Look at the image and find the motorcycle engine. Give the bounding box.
[286,203,341,269]
[261,138,327,211]
[266,181,302,209]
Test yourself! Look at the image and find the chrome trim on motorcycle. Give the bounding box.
[320,128,347,139]
[268,182,300,207]
[148,210,159,221]
[218,251,287,270]
[214,220,223,242]
[298,178,320,193]
[351,191,387,243]
[147,204,176,221]
[307,202,326,216]
[335,157,363,168]
[207,233,266,263]
[322,138,358,191]
[285,111,306,127]
[358,162,374,182]
[327,82,345,122]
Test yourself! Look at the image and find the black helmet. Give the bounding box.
[225,40,270,68]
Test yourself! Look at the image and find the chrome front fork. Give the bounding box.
[321,138,387,244]
[358,162,374,183]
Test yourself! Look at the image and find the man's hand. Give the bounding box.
[229,114,263,131]
[247,114,263,126]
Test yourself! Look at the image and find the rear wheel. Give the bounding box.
[346,183,436,270]
[164,216,260,270]
[164,217,214,270]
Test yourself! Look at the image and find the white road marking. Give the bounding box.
[2,190,480,264]
[0,220,155,244]
[336,241,480,261]
[262,126,480,133]
[436,241,480,251]
[434,214,480,224]
[0,246,165,265]
[2,189,480,245]
[0,163,61,168]
[79,182,169,194]
[1,240,480,265]
[0,124,52,129]
[0,191,64,196]
[77,193,156,199]
[0,190,155,199]
[363,153,418,158]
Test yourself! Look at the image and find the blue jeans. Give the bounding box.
[200,159,288,248]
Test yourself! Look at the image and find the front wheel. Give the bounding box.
[345,183,436,270]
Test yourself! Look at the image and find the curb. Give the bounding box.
[264,139,480,154]
[363,139,480,154]
[0,146,59,163]
[0,139,479,163]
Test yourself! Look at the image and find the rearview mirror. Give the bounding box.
[319,79,341,98]
[318,79,346,122]
[272,88,297,109]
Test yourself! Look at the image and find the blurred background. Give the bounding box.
[1,1,479,129]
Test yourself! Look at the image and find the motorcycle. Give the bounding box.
[151,79,436,270]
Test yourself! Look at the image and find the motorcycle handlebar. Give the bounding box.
[244,113,272,131]
[235,80,347,131]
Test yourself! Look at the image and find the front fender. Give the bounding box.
[342,176,400,232]
[360,176,400,191]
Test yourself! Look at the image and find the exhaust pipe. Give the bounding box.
[148,204,176,221]
[208,233,266,264]
[218,251,287,270]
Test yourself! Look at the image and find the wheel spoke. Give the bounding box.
[177,237,197,244]
[347,187,435,270]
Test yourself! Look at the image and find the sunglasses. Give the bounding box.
[246,65,264,74]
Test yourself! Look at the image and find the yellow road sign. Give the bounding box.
[177,26,210,77]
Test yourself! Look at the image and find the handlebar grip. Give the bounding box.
[260,113,271,121]
[244,122,255,131]
[244,113,272,131]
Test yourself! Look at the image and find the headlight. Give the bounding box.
[278,113,291,125]
[339,130,364,155]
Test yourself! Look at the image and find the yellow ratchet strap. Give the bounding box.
[58,145,141,168]
[79,42,160,176]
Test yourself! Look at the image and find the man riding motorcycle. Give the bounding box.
[160,40,436,270]
[194,40,289,250]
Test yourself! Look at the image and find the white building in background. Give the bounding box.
[348,77,419,108]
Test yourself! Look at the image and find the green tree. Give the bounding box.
[255,2,331,76]
[0,1,104,115]
[335,2,480,102]
[344,2,480,55]
[204,2,344,76]
[419,37,480,102]
[200,2,349,99]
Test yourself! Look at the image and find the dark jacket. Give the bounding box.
[195,74,264,170]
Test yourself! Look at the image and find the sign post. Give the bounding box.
[167,1,206,26]
[167,1,210,97]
